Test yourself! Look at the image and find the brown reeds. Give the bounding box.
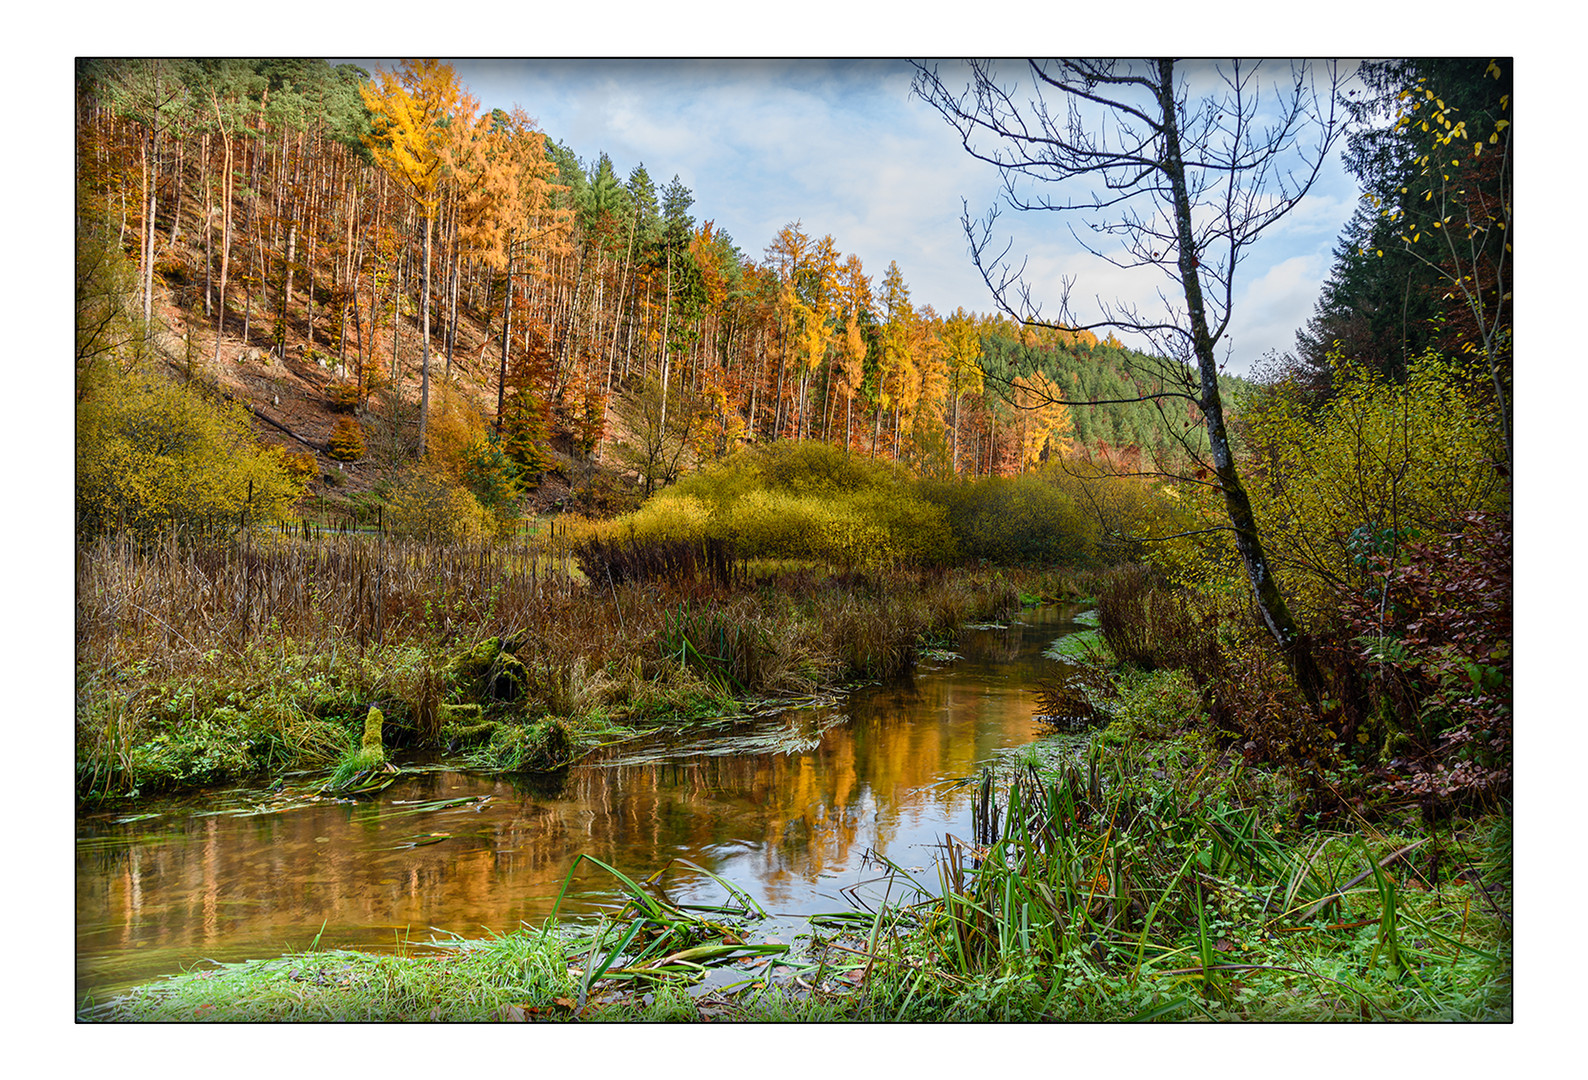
[76,526,588,673]
[1094,564,1221,679]
[75,527,1027,797]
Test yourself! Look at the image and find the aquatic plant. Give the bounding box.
[857,746,1511,1021]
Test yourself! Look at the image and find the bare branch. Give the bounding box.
[914,58,1343,674]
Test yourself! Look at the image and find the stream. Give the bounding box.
[76,603,1091,1001]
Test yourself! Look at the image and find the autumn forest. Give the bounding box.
[76,58,1512,1026]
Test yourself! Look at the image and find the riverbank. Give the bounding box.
[87,715,1511,1022]
[76,530,1095,802]
[78,573,1511,1022]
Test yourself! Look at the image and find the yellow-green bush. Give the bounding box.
[386,468,492,543]
[917,460,1190,568]
[617,441,956,568]
[76,369,301,539]
[1239,352,1508,619]
[920,472,1098,564]
[627,493,714,543]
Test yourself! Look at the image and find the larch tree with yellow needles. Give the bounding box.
[361,59,479,457]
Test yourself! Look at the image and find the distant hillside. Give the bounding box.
[77,58,1230,518]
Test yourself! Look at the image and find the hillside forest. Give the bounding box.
[76,58,1512,1023]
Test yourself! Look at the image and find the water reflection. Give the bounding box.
[77,604,1085,999]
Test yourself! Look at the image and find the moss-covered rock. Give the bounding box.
[439,710,499,751]
[446,638,501,689]
[446,638,529,702]
[360,705,385,759]
[438,702,483,724]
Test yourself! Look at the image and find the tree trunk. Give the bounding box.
[169,134,183,248]
[419,209,433,456]
[140,126,157,326]
[1153,59,1317,700]
[210,98,233,367]
[200,130,213,319]
[951,383,962,474]
[659,246,673,435]
[497,245,514,433]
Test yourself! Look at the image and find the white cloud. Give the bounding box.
[1227,254,1333,371]
[437,57,1359,365]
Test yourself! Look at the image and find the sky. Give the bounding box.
[348,57,1366,376]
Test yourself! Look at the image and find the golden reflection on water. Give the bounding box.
[77,604,1085,998]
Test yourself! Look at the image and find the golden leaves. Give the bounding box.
[360,60,478,215]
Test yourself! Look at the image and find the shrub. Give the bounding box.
[617,441,956,568]
[326,382,362,413]
[327,416,365,461]
[1095,564,1221,679]
[920,472,1097,564]
[76,368,301,540]
[1326,510,1511,807]
[1241,352,1508,621]
[627,493,714,544]
[265,446,317,494]
[1205,626,1334,773]
[457,432,522,525]
[76,202,148,383]
[386,468,491,542]
[1105,667,1206,741]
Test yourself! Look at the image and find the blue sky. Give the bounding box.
[352,57,1366,376]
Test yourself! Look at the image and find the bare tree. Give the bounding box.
[912,58,1343,690]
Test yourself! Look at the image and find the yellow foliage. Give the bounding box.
[77,369,300,539]
[327,417,365,461]
[1239,353,1508,619]
[423,390,490,480]
[1010,370,1074,467]
[386,467,491,543]
[360,60,476,217]
[617,441,956,568]
[626,494,713,543]
[265,446,317,494]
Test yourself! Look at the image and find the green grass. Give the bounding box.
[847,734,1512,1022]
[89,733,1510,1024]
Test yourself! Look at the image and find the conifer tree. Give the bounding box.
[360,59,478,456]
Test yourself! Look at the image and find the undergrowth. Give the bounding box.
[76,531,1026,801]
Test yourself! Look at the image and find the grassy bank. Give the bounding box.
[90,712,1509,1022]
[76,528,1093,801]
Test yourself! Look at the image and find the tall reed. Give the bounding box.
[76,530,1027,797]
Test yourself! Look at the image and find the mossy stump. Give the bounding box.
[320,705,398,796]
[447,638,529,703]
[361,705,386,761]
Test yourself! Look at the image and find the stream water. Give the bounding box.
[76,603,1090,1002]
